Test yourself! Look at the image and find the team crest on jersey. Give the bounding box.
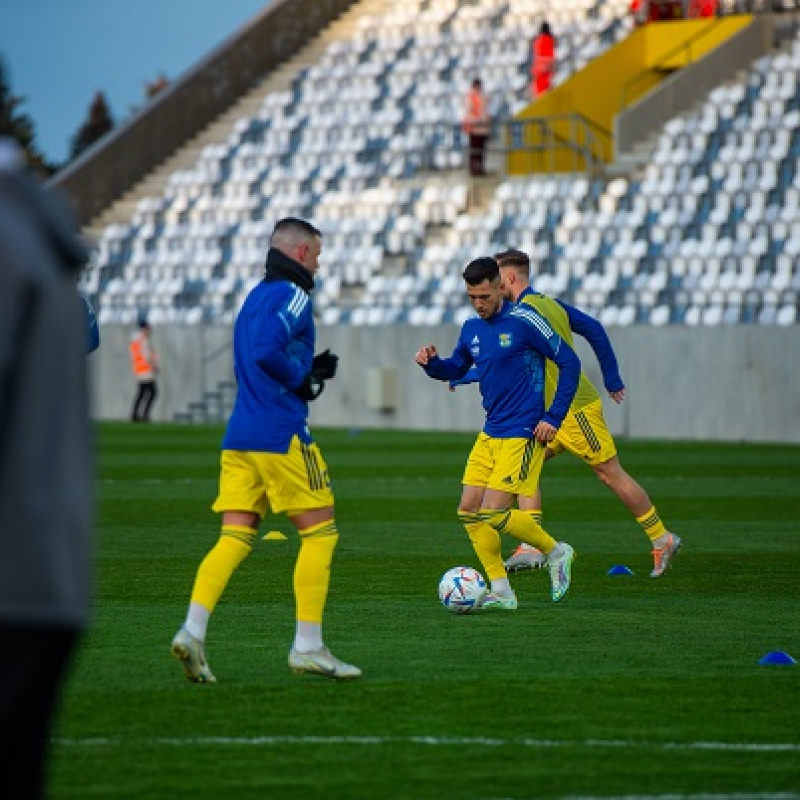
[499,333,513,348]
[470,335,480,358]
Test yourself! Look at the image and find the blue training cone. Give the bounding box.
[759,651,797,666]
[607,564,634,576]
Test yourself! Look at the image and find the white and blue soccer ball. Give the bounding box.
[438,566,487,614]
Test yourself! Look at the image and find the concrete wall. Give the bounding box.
[91,324,800,443]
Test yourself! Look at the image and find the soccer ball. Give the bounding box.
[438,566,487,614]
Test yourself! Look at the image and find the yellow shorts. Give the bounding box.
[549,399,617,466]
[462,433,546,496]
[212,436,334,518]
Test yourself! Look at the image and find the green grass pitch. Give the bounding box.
[50,424,800,799]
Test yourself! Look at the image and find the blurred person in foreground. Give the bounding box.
[171,217,360,683]
[0,132,93,796]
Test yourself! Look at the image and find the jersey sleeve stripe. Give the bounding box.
[510,306,556,339]
[287,286,309,317]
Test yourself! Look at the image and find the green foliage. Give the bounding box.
[50,425,800,799]
[69,91,114,161]
[0,64,53,174]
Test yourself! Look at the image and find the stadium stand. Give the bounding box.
[67,0,799,330]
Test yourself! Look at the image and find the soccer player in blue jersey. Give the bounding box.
[416,256,581,607]
[171,218,360,682]
[491,249,680,577]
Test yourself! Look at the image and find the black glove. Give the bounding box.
[312,349,339,380]
[295,350,339,401]
[294,373,325,401]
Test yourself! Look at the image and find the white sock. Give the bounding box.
[184,601,210,641]
[490,577,514,597]
[293,621,323,653]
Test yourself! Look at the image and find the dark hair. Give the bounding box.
[463,257,500,286]
[271,217,321,241]
[494,248,530,270]
[540,21,552,37]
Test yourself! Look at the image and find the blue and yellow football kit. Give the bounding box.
[214,272,333,515]
[518,287,623,465]
[192,249,337,629]
[421,300,580,576]
[453,290,626,465]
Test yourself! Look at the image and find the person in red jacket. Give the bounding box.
[532,21,555,98]
[688,0,716,17]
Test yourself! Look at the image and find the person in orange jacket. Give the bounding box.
[532,22,555,98]
[129,318,159,422]
[462,78,491,176]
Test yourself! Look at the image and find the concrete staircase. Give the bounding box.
[174,379,237,423]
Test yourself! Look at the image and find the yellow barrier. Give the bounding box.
[506,15,753,175]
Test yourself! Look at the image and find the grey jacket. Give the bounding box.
[0,139,93,628]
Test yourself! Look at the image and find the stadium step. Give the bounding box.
[174,379,236,424]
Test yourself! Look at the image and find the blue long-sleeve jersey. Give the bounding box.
[422,301,580,437]
[451,290,624,401]
[527,290,623,393]
[222,278,315,453]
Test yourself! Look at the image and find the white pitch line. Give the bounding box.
[54,735,800,753]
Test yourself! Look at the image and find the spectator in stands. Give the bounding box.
[145,72,170,100]
[129,318,159,422]
[462,78,491,177]
[629,0,647,26]
[0,132,93,800]
[532,21,556,98]
[687,0,717,17]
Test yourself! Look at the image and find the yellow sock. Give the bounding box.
[191,525,256,611]
[480,508,557,554]
[294,519,338,624]
[528,510,544,527]
[458,511,506,580]
[637,506,667,542]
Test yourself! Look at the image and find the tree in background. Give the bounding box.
[70,91,114,161]
[0,63,53,175]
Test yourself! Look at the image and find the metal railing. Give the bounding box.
[339,114,611,178]
[500,113,611,175]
